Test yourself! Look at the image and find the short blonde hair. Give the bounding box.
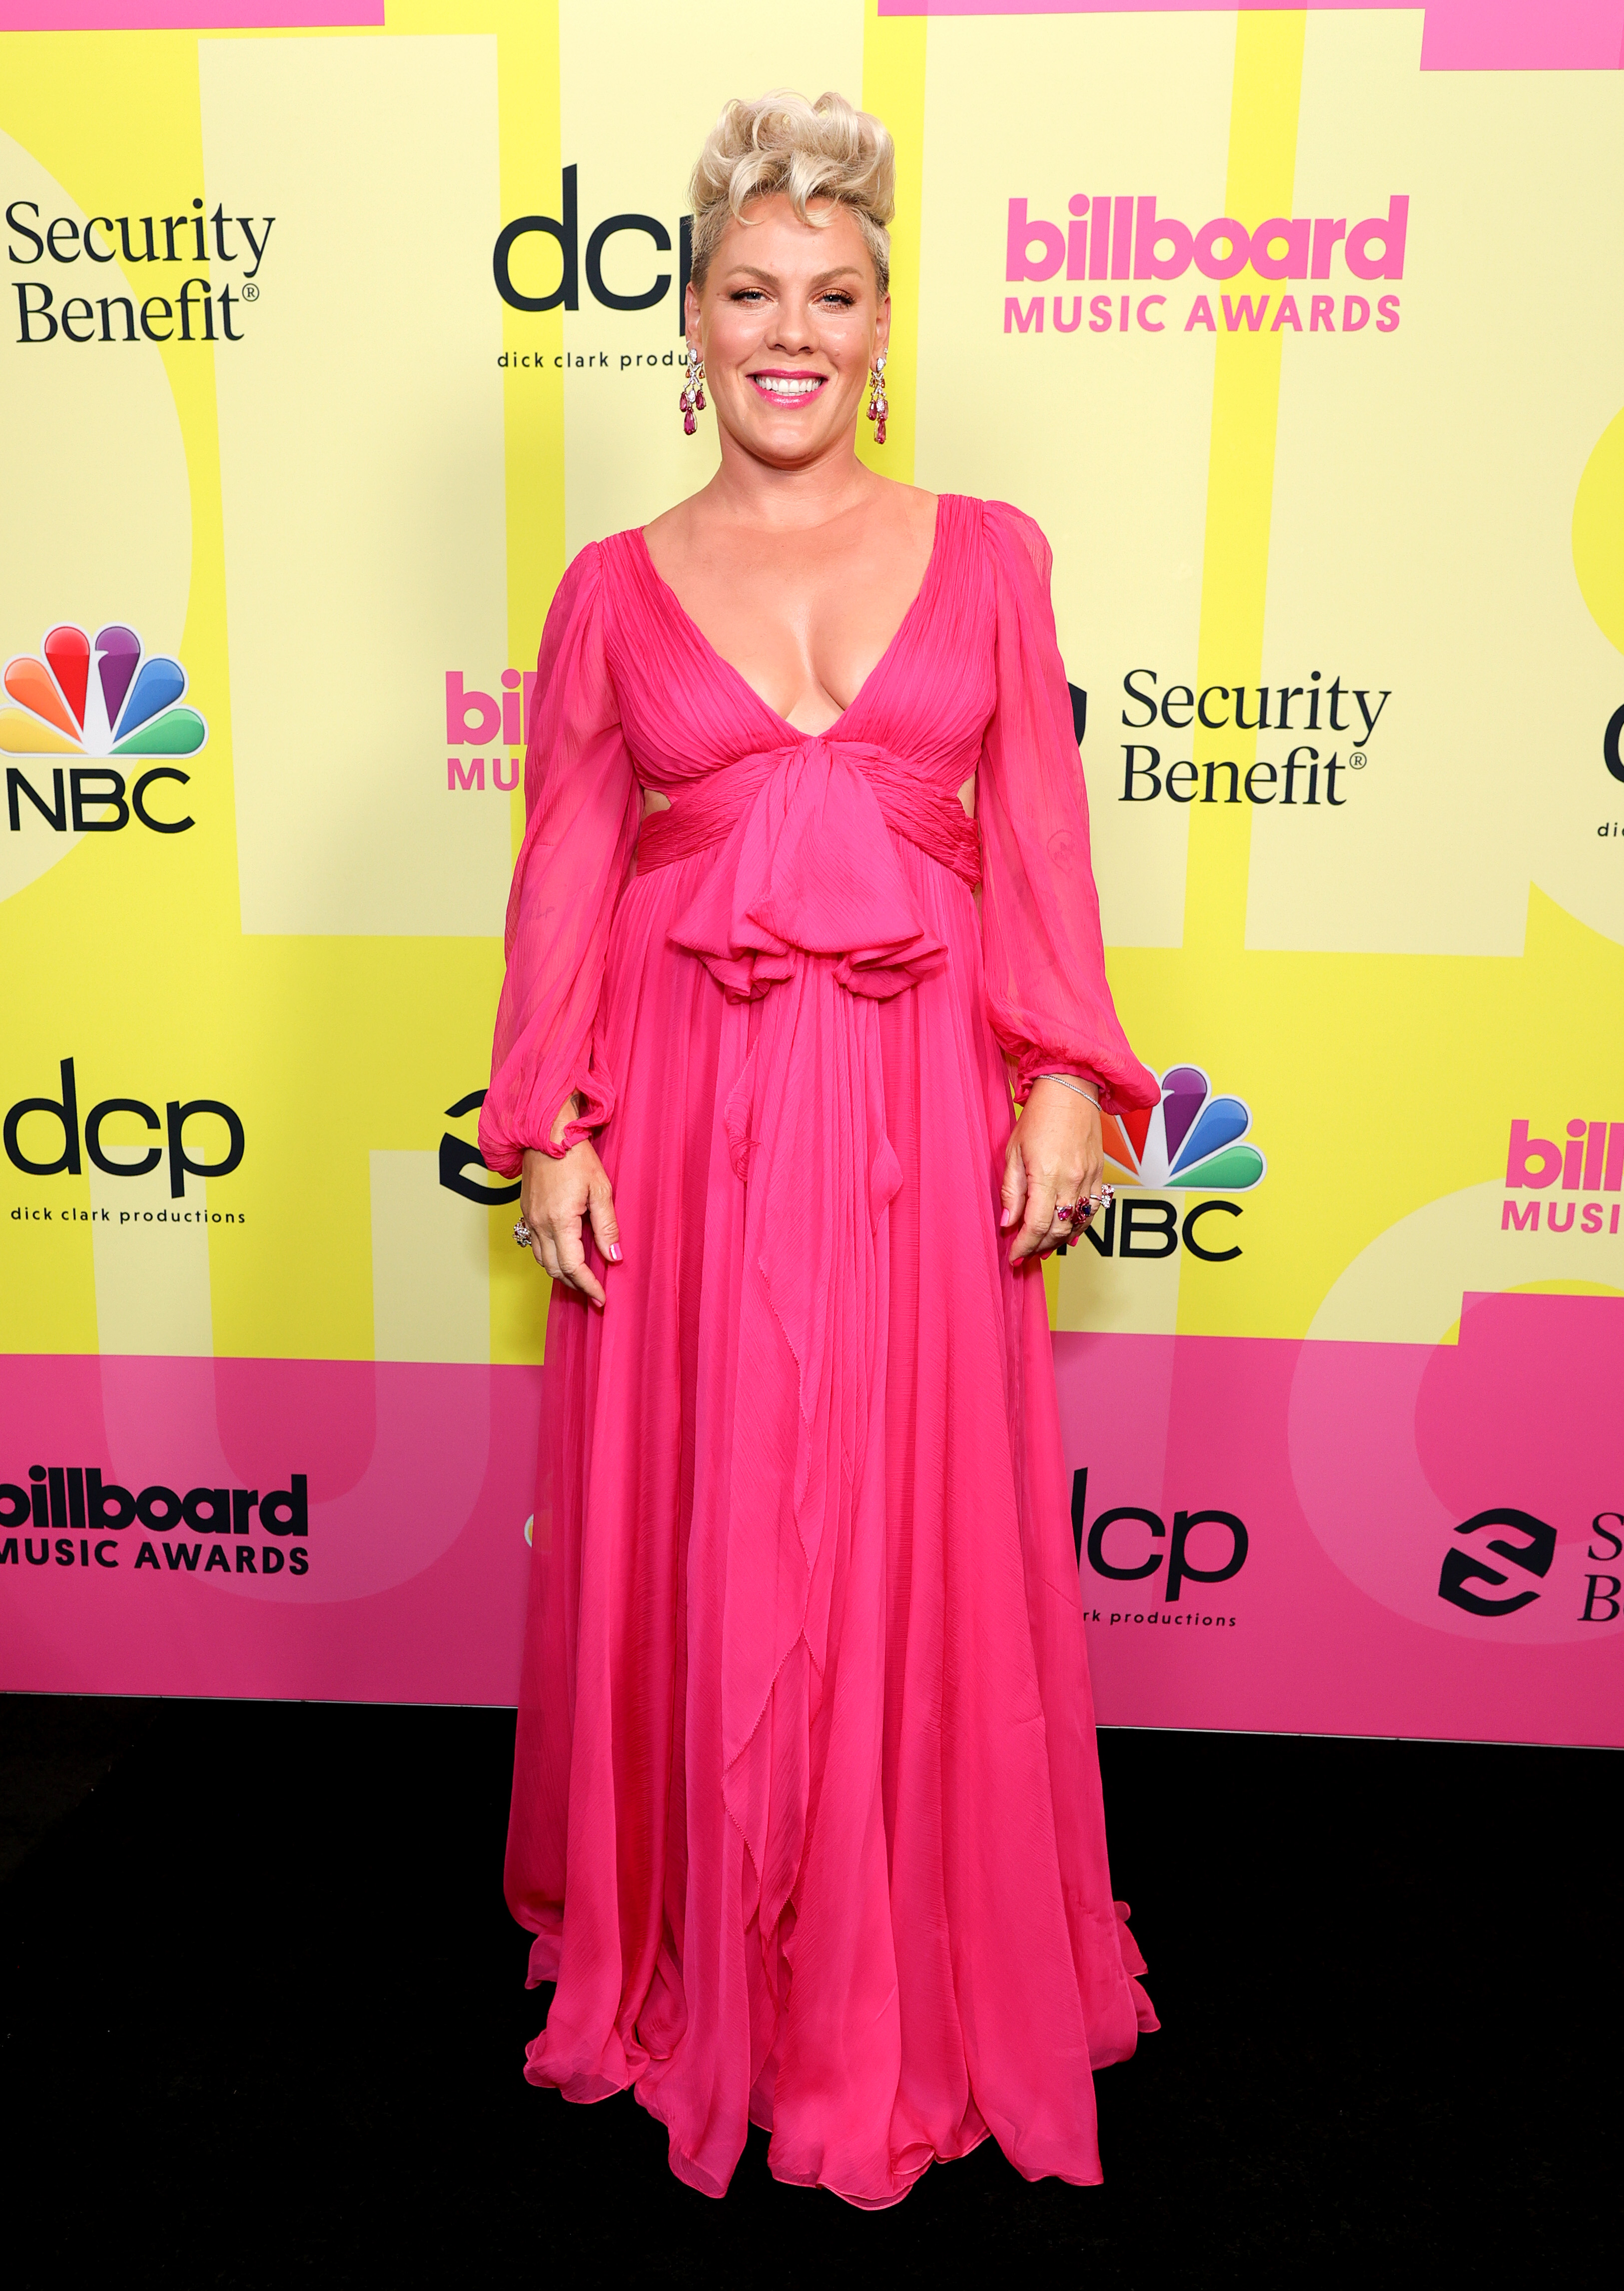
[688,89,895,297]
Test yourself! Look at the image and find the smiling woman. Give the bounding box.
[480,88,1160,2210]
[645,96,917,740]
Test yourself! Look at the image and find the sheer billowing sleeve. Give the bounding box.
[479,544,640,1176]
[977,500,1159,1117]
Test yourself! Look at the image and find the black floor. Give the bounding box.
[1,1696,1615,2286]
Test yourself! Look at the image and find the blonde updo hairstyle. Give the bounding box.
[688,90,895,299]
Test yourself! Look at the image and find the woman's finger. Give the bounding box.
[1013,1174,1058,1263]
[586,1176,623,1266]
[536,1219,596,1302]
[553,1212,607,1308]
[1000,1138,1028,1233]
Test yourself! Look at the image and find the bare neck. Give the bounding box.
[696,423,883,536]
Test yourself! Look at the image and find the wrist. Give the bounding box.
[548,1090,584,1148]
[1030,1073,1102,1113]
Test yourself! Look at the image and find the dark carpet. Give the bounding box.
[0,1696,1615,2286]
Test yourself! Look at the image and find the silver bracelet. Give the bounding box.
[1033,1074,1101,1111]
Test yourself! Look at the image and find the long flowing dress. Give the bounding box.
[480,493,1161,2208]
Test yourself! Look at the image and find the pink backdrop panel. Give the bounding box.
[1057,1294,1624,1748]
[4,1305,1620,1741]
[0,4,383,28]
[0,1356,537,1704]
[877,0,1624,72]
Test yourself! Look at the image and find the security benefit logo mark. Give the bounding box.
[1439,1507,1622,1627]
[8,197,272,347]
[2,623,204,839]
[1118,667,1390,810]
[438,1089,519,1207]
[0,1467,310,1578]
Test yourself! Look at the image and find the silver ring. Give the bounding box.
[513,1219,533,1249]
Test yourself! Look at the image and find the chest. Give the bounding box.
[651,523,936,737]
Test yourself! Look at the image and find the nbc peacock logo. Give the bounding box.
[1100,1065,1266,1194]
[0,624,206,762]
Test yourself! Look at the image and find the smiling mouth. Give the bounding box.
[749,372,827,402]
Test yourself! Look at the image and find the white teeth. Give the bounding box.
[754,376,822,397]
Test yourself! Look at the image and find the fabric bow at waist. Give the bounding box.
[639,736,980,1003]
[647,740,976,1933]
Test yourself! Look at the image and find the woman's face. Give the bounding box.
[690,194,888,470]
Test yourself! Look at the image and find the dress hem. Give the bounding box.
[520,2040,1119,2207]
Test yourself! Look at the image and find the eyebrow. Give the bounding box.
[723,262,866,287]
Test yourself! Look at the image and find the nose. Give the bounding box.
[766,299,815,356]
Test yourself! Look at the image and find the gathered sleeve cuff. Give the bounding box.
[976,500,1159,1118]
[478,544,641,1176]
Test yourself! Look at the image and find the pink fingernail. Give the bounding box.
[609,1244,622,1263]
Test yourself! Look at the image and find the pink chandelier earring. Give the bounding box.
[865,348,888,445]
[680,343,706,435]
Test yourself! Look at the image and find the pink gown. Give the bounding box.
[481,493,1161,2207]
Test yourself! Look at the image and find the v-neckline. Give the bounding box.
[635,495,948,742]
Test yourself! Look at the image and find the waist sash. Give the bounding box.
[636,737,981,906]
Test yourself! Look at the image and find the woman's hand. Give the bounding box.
[1001,1077,1104,1267]
[519,1096,621,1308]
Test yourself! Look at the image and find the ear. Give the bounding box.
[684,278,702,349]
[874,291,892,357]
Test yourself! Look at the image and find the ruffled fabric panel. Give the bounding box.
[506,834,1156,2206]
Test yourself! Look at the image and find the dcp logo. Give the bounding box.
[1073,1468,1250,1603]
[4,1058,243,1200]
[493,166,687,329]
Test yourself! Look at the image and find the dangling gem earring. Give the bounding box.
[680,343,706,436]
[865,349,888,446]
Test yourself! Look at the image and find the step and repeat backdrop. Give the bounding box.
[2,1,1621,1741]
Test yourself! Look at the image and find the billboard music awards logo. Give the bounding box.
[7,196,273,346]
[1003,192,1406,337]
[0,1466,310,1578]
[3,623,203,837]
[1501,1117,1624,1235]
[444,669,536,792]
